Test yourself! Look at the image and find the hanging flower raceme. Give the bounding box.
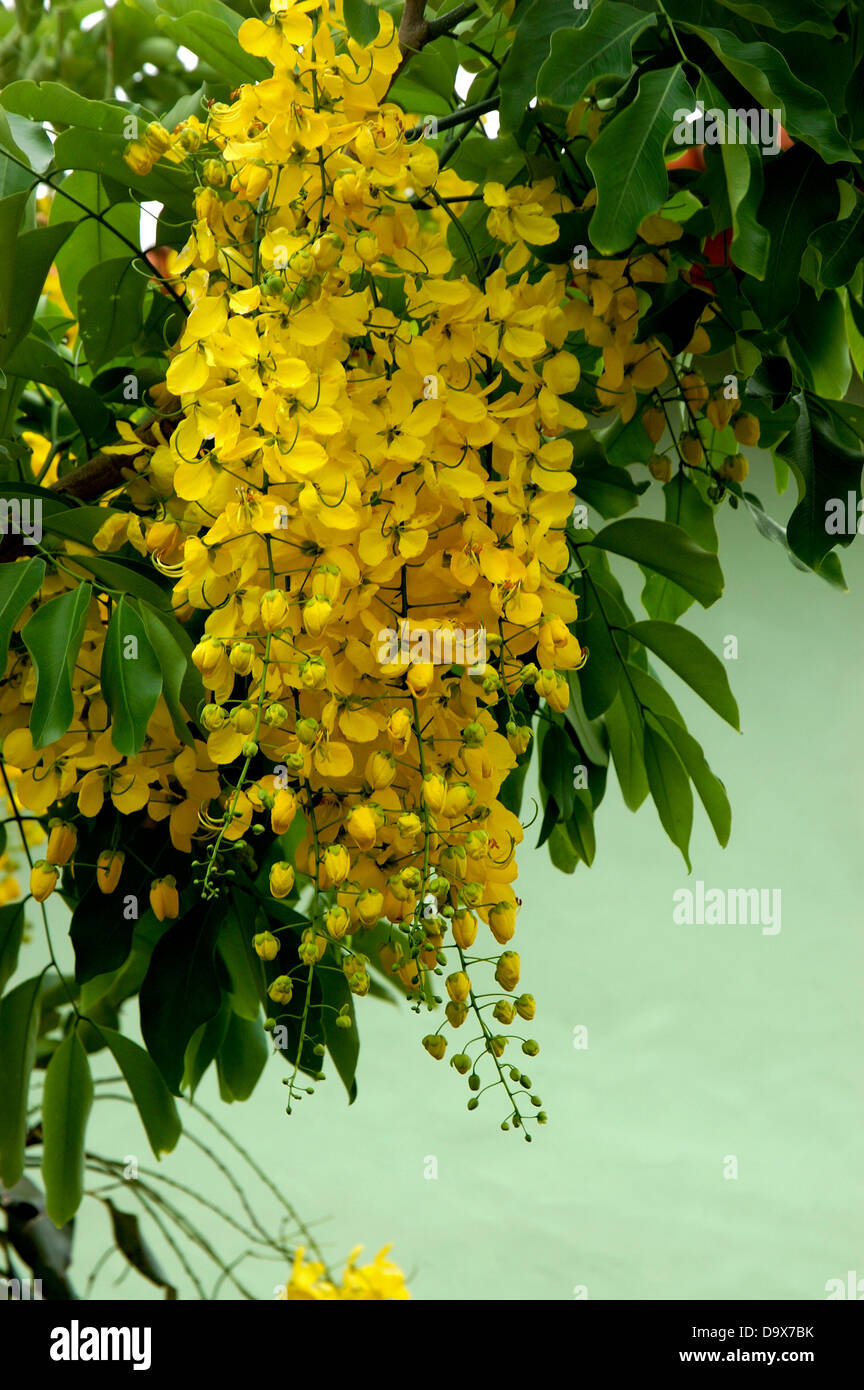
[0,0,599,1134]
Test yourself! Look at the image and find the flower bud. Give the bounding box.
[264,703,289,727]
[648,453,673,483]
[96,849,124,894]
[356,888,384,928]
[445,1000,469,1029]
[521,1039,540,1057]
[345,805,378,851]
[230,642,256,675]
[641,406,665,444]
[421,772,447,813]
[261,588,289,632]
[733,412,760,447]
[493,1000,517,1024]
[451,908,477,949]
[268,975,294,1006]
[302,595,332,635]
[326,904,351,940]
[295,716,319,746]
[30,860,58,902]
[231,706,257,735]
[516,993,536,1021]
[150,875,179,921]
[386,707,412,751]
[269,861,296,899]
[253,931,280,961]
[446,971,471,1004]
[494,950,520,991]
[270,789,298,835]
[489,901,516,944]
[322,843,350,886]
[422,1033,446,1060]
[451,1052,471,1074]
[406,662,434,697]
[47,820,77,866]
[365,748,396,790]
[299,656,327,689]
[202,702,229,731]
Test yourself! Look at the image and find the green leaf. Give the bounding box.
[536,2,656,111]
[811,192,864,290]
[105,1200,177,1298]
[140,904,221,1094]
[73,554,172,610]
[586,65,693,255]
[568,793,596,867]
[182,997,229,1095]
[604,688,648,811]
[21,582,92,748]
[0,222,74,368]
[0,900,26,996]
[680,25,855,163]
[138,601,202,745]
[48,172,141,315]
[0,190,31,364]
[786,287,852,400]
[627,620,740,729]
[742,147,839,330]
[342,0,381,45]
[153,4,270,85]
[0,972,42,1186]
[78,256,148,368]
[319,958,359,1104]
[101,596,163,755]
[0,557,45,674]
[656,714,732,847]
[779,395,864,569]
[100,1028,182,1158]
[41,1030,93,1227]
[711,0,841,37]
[641,471,718,622]
[218,895,266,1022]
[643,715,693,869]
[588,518,724,607]
[5,336,112,444]
[500,0,592,131]
[539,721,576,821]
[216,1013,269,1103]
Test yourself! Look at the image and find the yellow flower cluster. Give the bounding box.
[1,0,590,1126]
[278,1244,410,1300]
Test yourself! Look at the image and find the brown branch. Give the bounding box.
[393,1,479,86]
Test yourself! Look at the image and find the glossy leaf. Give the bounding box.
[342,0,381,45]
[140,904,221,1094]
[21,583,92,748]
[537,2,656,111]
[588,518,724,607]
[0,557,45,674]
[587,66,693,255]
[101,596,163,756]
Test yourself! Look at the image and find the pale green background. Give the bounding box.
[15,451,864,1300]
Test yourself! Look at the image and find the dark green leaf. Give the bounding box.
[105,1200,177,1298]
[656,714,732,847]
[627,620,740,729]
[216,1013,269,1102]
[0,972,43,1187]
[21,583,92,747]
[41,1030,93,1227]
[319,959,359,1104]
[0,557,45,674]
[78,257,148,368]
[101,596,163,755]
[537,2,656,110]
[586,66,693,255]
[100,1028,182,1158]
[0,900,26,996]
[588,518,724,607]
[643,715,693,869]
[138,601,202,745]
[140,904,221,1094]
